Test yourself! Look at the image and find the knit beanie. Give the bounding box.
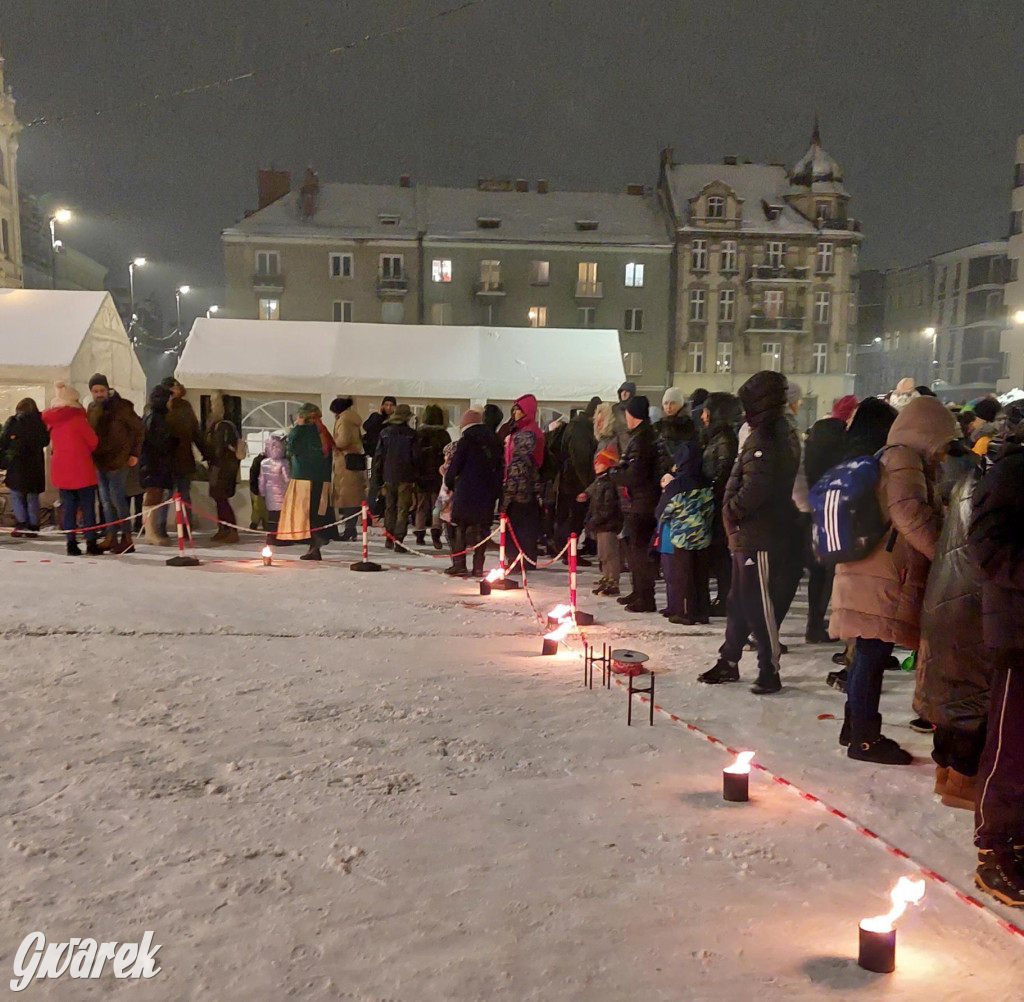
[662,386,686,410]
[584,395,602,418]
[625,395,649,420]
[832,394,859,425]
[329,396,354,415]
[785,381,803,407]
[460,408,483,430]
[88,372,109,390]
[594,444,620,470]
[973,396,1001,423]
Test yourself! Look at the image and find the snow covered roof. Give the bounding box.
[665,163,818,235]
[790,126,847,194]
[176,320,626,405]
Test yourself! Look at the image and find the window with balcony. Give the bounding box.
[688,342,705,374]
[431,259,452,283]
[578,306,596,328]
[625,262,645,287]
[528,306,547,328]
[761,342,782,372]
[718,288,735,322]
[691,240,708,272]
[813,342,828,374]
[480,260,501,289]
[577,261,599,295]
[814,291,832,324]
[330,252,353,278]
[333,300,353,322]
[381,301,405,323]
[430,303,452,325]
[380,254,404,279]
[624,308,644,332]
[623,352,643,377]
[815,241,834,274]
[258,297,280,321]
[764,289,784,319]
[531,260,550,285]
[255,250,280,276]
[766,242,785,268]
[716,342,733,373]
[689,289,706,322]
[721,240,738,273]
[707,196,726,219]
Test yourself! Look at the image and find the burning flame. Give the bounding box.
[548,604,571,621]
[724,751,755,775]
[261,545,273,560]
[486,569,504,583]
[544,620,573,644]
[860,876,926,933]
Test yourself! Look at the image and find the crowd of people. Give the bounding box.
[2,372,1023,906]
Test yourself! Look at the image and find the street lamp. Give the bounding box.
[47,208,72,290]
[1015,310,1024,326]
[175,285,191,332]
[206,305,219,319]
[128,257,147,318]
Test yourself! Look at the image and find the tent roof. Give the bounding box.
[0,289,110,367]
[176,320,626,403]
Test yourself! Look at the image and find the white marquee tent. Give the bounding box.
[0,289,147,415]
[175,320,627,426]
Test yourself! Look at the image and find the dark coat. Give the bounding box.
[843,397,897,462]
[0,412,49,494]
[165,397,205,476]
[610,420,661,517]
[287,424,333,482]
[655,413,700,460]
[88,392,144,473]
[362,411,386,457]
[374,420,419,486]
[558,413,597,498]
[804,417,849,488]
[969,443,1024,652]
[416,409,452,492]
[204,420,241,498]
[584,472,622,534]
[722,372,799,553]
[445,424,503,525]
[140,406,177,490]
[914,469,991,732]
[701,393,742,545]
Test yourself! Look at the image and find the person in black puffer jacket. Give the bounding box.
[0,398,49,537]
[138,384,178,545]
[609,396,661,613]
[372,403,420,552]
[699,370,799,694]
[966,435,1024,906]
[700,392,743,615]
[413,404,451,549]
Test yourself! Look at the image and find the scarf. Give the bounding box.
[311,416,333,457]
[503,394,545,470]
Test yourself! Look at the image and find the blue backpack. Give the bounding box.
[809,451,891,565]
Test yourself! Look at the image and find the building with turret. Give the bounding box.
[0,44,23,288]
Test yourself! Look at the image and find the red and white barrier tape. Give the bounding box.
[0,499,175,537]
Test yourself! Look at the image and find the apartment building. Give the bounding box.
[660,126,862,420]
[1000,134,1024,391]
[0,46,23,289]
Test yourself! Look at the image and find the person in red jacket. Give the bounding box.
[42,381,103,557]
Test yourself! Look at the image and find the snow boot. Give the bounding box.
[975,850,1024,907]
[847,716,912,765]
[111,532,135,554]
[85,538,104,556]
[698,660,740,685]
[219,528,240,545]
[750,672,782,695]
[97,531,117,552]
[616,593,638,606]
[669,615,697,626]
[431,528,443,550]
[300,545,322,561]
[832,650,849,667]
[414,531,426,546]
[936,767,977,811]
[909,717,936,734]
[625,599,657,613]
[827,668,848,692]
[385,538,395,551]
[394,542,410,555]
[25,524,40,538]
[66,538,82,557]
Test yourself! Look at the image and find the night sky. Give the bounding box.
[2,0,1022,332]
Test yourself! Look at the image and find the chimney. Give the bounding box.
[536,179,549,194]
[399,173,412,188]
[723,155,738,166]
[257,169,291,210]
[299,167,320,219]
[626,183,645,196]
[515,178,529,193]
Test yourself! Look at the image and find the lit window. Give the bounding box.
[815,242,834,274]
[689,290,706,322]
[531,260,550,285]
[716,342,732,373]
[578,306,596,328]
[528,306,547,328]
[766,242,785,268]
[577,261,599,294]
[813,342,828,374]
[688,342,705,374]
[691,240,708,272]
[707,196,725,219]
[718,289,735,322]
[623,352,643,376]
[431,259,452,283]
[258,297,280,321]
[721,241,738,272]
[761,341,782,372]
[333,300,353,322]
[480,260,501,289]
[255,251,280,276]
[625,262,645,287]
[624,308,644,332]
[814,290,832,324]
[330,252,353,278]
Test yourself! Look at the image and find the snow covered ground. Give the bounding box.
[1,529,1023,1001]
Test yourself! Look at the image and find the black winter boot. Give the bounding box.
[431,527,443,550]
[847,715,912,765]
[414,532,426,546]
[85,538,104,556]
[698,660,740,684]
[66,537,82,557]
[750,672,782,695]
[976,849,1024,907]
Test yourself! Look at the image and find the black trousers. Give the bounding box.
[505,500,541,566]
[661,548,710,620]
[709,537,731,603]
[452,521,488,575]
[807,561,835,633]
[772,515,808,629]
[975,664,1024,849]
[720,551,782,679]
[624,513,657,603]
[554,491,588,553]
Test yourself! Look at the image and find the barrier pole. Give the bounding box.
[568,531,593,625]
[499,513,507,576]
[166,493,201,567]
[350,501,383,572]
[489,512,519,589]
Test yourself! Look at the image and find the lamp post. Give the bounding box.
[47,208,72,290]
[206,305,219,319]
[175,285,191,332]
[128,257,147,318]
[924,326,937,388]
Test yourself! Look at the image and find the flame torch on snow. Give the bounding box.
[858,876,926,973]
[722,751,755,802]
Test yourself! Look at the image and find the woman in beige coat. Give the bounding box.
[330,397,366,541]
[830,395,958,765]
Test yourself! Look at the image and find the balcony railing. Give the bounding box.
[747,265,811,282]
[474,281,506,297]
[376,275,408,297]
[746,313,805,333]
[252,272,285,291]
[575,280,604,299]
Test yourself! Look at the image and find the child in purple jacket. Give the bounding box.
[258,432,291,539]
